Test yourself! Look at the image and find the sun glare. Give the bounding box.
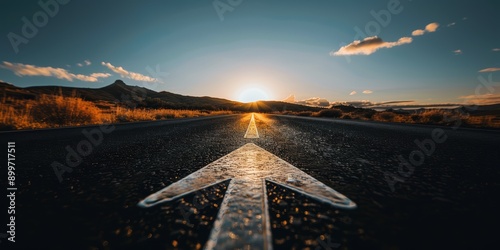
[238,88,270,103]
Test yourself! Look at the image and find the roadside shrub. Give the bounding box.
[362,110,376,119]
[378,112,395,121]
[31,95,101,125]
[422,110,444,123]
[315,109,342,118]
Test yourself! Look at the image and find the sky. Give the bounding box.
[0,0,499,105]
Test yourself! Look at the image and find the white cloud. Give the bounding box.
[349,91,357,95]
[411,29,425,36]
[0,61,111,82]
[478,68,500,73]
[284,95,331,107]
[411,22,439,37]
[77,60,92,67]
[460,89,500,105]
[447,22,456,27]
[334,100,372,108]
[493,48,500,52]
[332,22,440,56]
[296,97,331,107]
[101,62,157,82]
[90,72,112,78]
[453,49,462,55]
[72,74,110,82]
[331,36,412,56]
[425,23,439,32]
[362,90,373,94]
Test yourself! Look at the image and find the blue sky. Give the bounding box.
[1,0,499,105]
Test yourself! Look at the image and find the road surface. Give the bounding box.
[1,113,499,249]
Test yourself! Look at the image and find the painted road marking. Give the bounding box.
[139,143,356,249]
[244,113,259,138]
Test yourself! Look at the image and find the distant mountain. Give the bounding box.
[0,81,36,100]
[0,80,321,112]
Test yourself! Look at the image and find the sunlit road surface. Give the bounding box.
[1,113,500,249]
[139,142,355,249]
[244,113,259,138]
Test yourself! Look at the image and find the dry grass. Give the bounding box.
[312,109,342,118]
[32,95,102,125]
[0,95,235,130]
[0,105,34,130]
[283,108,500,128]
[111,108,233,122]
[462,115,500,127]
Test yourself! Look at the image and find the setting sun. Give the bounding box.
[237,88,270,103]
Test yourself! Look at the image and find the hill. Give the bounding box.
[0,80,321,112]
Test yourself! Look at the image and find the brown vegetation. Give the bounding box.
[283,106,500,128]
[0,95,234,130]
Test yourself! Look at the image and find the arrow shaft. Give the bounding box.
[204,178,272,250]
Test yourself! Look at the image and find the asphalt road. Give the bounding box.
[1,114,499,249]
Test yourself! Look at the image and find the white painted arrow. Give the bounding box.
[244,113,259,138]
[138,143,356,250]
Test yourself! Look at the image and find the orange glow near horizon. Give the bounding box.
[236,86,274,103]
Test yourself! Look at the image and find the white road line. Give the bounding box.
[244,113,259,138]
[139,143,356,249]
